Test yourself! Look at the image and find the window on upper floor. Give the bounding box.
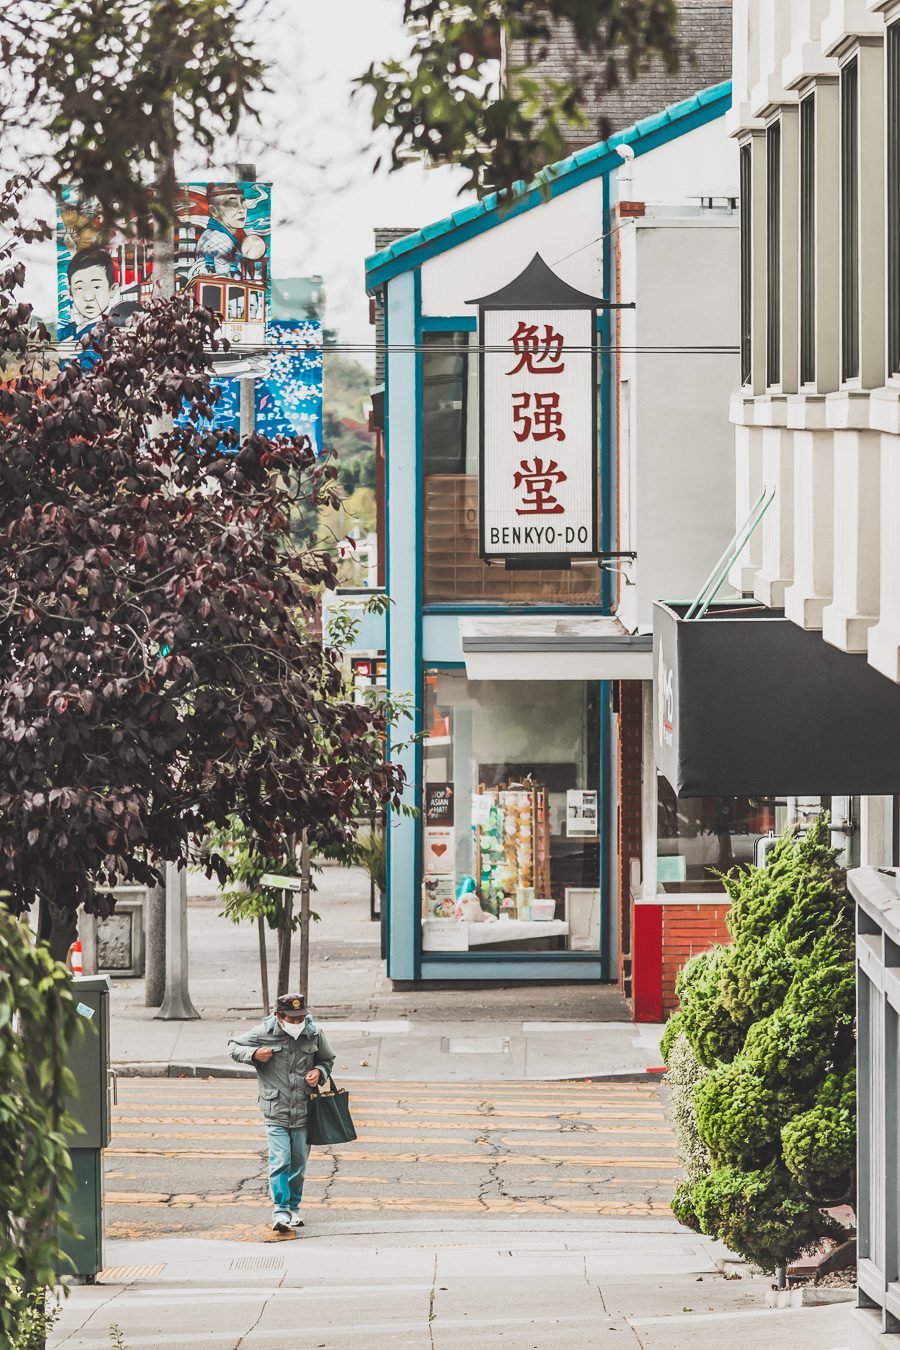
[840,56,860,382]
[422,330,474,476]
[740,142,752,386]
[800,93,816,386]
[766,120,781,387]
[420,330,600,607]
[888,25,900,376]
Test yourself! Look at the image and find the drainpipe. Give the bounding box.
[830,796,853,866]
[641,681,657,901]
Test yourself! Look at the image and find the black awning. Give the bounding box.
[653,600,900,796]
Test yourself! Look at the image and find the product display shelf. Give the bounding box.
[474,780,552,917]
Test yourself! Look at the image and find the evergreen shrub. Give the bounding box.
[661,815,855,1272]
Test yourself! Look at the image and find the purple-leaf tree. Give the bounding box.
[0,180,404,956]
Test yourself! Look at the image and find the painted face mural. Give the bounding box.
[67,249,120,328]
[176,182,271,343]
[56,181,272,349]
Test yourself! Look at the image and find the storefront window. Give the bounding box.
[421,668,602,954]
[421,332,600,606]
[656,781,777,888]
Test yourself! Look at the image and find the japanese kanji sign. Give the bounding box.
[477,265,598,561]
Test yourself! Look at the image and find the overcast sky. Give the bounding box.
[22,0,471,369]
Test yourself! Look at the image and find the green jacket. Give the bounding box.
[227,1013,336,1128]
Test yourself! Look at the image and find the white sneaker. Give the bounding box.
[288,1210,304,1228]
[271,1212,291,1233]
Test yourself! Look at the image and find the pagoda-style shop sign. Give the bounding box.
[469,254,610,569]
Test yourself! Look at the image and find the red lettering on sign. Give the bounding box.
[506,321,565,375]
[512,457,567,515]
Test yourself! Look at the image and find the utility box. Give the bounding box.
[58,975,112,1280]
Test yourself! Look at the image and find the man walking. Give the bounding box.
[228,994,336,1233]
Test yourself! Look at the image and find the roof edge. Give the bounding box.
[365,80,732,290]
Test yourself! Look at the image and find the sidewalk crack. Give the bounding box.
[320,1146,340,1203]
[234,1288,273,1349]
[52,1286,124,1346]
[427,1250,438,1348]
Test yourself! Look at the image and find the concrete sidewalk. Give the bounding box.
[109,865,664,1081]
[48,1225,856,1349]
[111,1010,665,1082]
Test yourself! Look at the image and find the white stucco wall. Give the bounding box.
[420,180,606,317]
[628,118,739,202]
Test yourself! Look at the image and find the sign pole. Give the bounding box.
[297,829,312,1003]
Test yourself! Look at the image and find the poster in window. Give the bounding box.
[566,789,598,837]
[424,826,454,874]
[426,783,455,826]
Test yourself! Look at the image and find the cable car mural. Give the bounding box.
[176,182,271,349]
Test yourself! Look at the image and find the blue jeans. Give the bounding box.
[266,1125,309,1215]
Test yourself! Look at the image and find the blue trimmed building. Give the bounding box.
[335,82,743,1001]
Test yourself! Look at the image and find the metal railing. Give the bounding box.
[849,864,900,1336]
[683,485,775,622]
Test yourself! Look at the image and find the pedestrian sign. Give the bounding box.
[260,873,304,891]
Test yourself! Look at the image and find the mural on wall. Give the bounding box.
[55,183,319,455]
[179,321,323,454]
[175,182,271,347]
[56,181,272,348]
[56,189,153,340]
[256,321,322,446]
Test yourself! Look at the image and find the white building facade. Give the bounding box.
[727,8,900,1337]
[730,2,900,699]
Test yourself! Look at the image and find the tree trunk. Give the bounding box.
[38,899,77,964]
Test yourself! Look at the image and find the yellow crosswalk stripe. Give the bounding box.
[105,1192,674,1215]
[109,1128,676,1153]
[110,1114,672,1136]
[107,1145,676,1166]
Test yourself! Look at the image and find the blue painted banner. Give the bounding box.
[179,320,323,453]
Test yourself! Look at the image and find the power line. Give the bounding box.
[207,342,740,356]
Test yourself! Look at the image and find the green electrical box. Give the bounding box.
[58,975,112,1281]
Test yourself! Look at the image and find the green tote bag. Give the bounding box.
[307,1078,358,1146]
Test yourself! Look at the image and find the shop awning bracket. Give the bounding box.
[684,486,775,622]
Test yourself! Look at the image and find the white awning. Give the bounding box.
[459,615,653,680]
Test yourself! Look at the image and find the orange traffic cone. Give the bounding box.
[70,939,83,977]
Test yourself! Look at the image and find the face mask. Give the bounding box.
[280,1020,304,1040]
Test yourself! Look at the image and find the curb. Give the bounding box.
[114,1062,254,1079]
[113,1063,665,1082]
[765,1286,856,1308]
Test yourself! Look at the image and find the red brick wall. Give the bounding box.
[661,903,731,1015]
[617,681,643,997]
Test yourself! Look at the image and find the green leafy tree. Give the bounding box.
[359,1,681,198]
[208,814,305,1010]
[1,0,265,228]
[0,909,80,1344]
[662,816,856,1272]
